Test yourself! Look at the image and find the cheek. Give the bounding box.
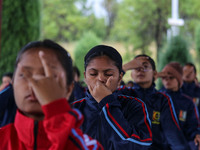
[110,76,121,87]
[13,84,22,108]
[13,76,27,105]
[146,72,154,80]
[84,76,94,86]
[162,80,167,86]
[131,71,136,79]
[191,74,196,78]
[175,81,179,87]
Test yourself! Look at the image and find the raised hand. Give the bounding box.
[19,51,67,105]
[194,134,200,150]
[88,76,113,103]
[123,56,148,72]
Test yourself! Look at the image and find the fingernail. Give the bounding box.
[39,51,44,57]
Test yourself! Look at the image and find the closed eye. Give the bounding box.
[90,74,97,76]
[105,74,113,76]
[19,73,24,77]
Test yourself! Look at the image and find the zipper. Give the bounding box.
[34,121,38,150]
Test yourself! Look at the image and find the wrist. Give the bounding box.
[42,98,70,119]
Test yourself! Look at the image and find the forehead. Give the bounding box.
[2,76,12,81]
[19,48,59,63]
[87,55,117,70]
[138,57,151,65]
[183,65,193,70]
[183,65,195,73]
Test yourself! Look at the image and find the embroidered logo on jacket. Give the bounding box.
[152,111,160,124]
[193,98,200,106]
[179,110,187,122]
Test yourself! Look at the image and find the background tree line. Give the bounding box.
[1,0,200,83]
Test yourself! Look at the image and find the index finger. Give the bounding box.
[39,51,53,77]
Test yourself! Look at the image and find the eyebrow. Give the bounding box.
[22,66,33,70]
[22,64,58,70]
[20,66,44,72]
[142,62,150,65]
[88,68,115,72]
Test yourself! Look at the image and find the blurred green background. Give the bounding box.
[1,0,200,88]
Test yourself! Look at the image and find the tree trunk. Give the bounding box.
[155,8,167,63]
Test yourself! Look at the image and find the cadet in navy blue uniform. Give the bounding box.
[120,54,190,150]
[158,62,200,150]
[182,63,200,116]
[72,45,152,150]
[0,84,17,127]
[69,66,86,103]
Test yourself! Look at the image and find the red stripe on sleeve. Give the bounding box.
[134,98,152,140]
[72,99,86,105]
[162,94,181,130]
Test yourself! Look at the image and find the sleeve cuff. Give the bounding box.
[42,98,71,119]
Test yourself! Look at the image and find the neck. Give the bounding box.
[167,87,179,92]
[184,80,193,84]
[23,112,44,121]
[137,81,152,89]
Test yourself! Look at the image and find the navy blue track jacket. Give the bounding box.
[182,81,200,115]
[118,83,190,150]
[160,88,200,142]
[0,84,17,127]
[73,82,86,100]
[72,90,152,150]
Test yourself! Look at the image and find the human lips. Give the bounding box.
[137,73,145,78]
[25,94,38,102]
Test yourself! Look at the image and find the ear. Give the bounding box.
[66,82,74,100]
[153,70,157,80]
[117,72,123,86]
[84,71,87,85]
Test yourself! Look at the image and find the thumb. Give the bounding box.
[194,139,198,145]
[106,76,113,87]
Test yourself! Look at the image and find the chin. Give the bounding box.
[136,80,147,84]
[23,107,43,115]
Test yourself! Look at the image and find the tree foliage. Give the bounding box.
[101,0,119,39]
[112,0,170,56]
[74,31,101,80]
[111,0,200,62]
[156,36,192,89]
[42,0,106,42]
[179,0,200,38]
[195,23,200,76]
[158,36,191,72]
[0,0,41,79]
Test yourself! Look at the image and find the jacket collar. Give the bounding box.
[133,82,157,93]
[183,81,196,88]
[85,89,119,103]
[14,110,50,148]
[161,88,182,98]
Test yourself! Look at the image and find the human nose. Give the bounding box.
[97,73,106,83]
[135,67,145,72]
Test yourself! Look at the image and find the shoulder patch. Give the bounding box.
[179,110,187,122]
[193,97,200,106]
[152,111,160,124]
